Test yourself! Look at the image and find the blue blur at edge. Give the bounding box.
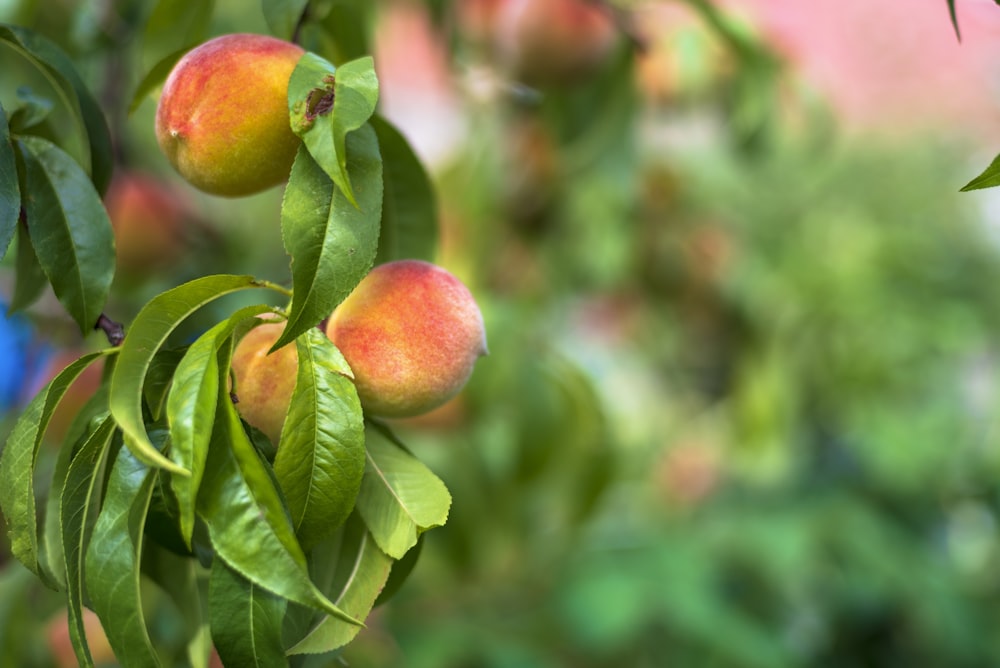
[0,300,54,413]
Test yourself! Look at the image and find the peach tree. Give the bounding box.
[0,3,472,666]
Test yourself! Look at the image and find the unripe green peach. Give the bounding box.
[155,33,304,197]
[230,319,298,444]
[325,260,488,418]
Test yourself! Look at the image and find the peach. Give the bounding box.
[230,319,298,445]
[46,606,115,668]
[104,172,188,278]
[325,260,487,418]
[495,0,619,87]
[155,33,304,197]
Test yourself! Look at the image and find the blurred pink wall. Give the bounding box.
[725,0,1000,137]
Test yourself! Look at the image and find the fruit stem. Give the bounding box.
[94,313,125,346]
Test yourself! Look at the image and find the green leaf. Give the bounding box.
[0,24,113,193]
[167,304,273,548]
[143,347,187,423]
[287,513,392,655]
[60,415,117,668]
[0,351,107,585]
[961,152,1000,192]
[9,221,47,312]
[274,328,364,548]
[84,445,161,668]
[287,53,379,205]
[7,85,55,132]
[0,103,18,259]
[128,47,188,115]
[262,0,309,41]
[209,560,288,668]
[196,393,361,626]
[315,0,372,64]
[16,136,114,333]
[371,115,438,264]
[109,274,274,473]
[142,0,215,65]
[276,123,382,349]
[947,0,961,41]
[355,424,451,559]
[374,533,423,607]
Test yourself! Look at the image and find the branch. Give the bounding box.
[94,313,125,346]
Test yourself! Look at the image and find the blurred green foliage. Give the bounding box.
[2,0,1000,666]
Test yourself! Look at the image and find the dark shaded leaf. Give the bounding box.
[0,24,113,193]
[0,103,18,259]
[262,0,309,41]
[371,114,438,264]
[209,559,288,668]
[16,136,114,333]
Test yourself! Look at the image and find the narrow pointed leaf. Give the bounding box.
[10,221,47,312]
[287,513,392,655]
[0,351,106,584]
[276,124,382,349]
[371,115,438,264]
[0,24,114,192]
[61,415,117,668]
[197,395,361,626]
[274,328,364,548]
[262,0,309,41]
[961,152,1000,192]
[355,425,451,559]
[85,445,161,668]
[0,103,18,259]
[16,136,114,333]
[167,304,272,547]
[288,53,379,205]
[109,274,273,473]
[209,559,288,668]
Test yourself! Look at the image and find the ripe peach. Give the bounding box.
[104,172,188,278]
[155,34,304,197]
[495,0,619,87]
[230,319,298,445]
[325,260,487,418]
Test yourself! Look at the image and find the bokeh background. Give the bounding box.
[4,0,1000,666]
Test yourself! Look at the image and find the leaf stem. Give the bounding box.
[94,312,125,346]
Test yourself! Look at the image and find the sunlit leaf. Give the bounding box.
[167,304,273,547]
[355,424,451,559]
[287,513,392,654]
[275,123,382,349]
[197,392,361,625]
[0,103,18,259]
[109,274,274,473]
[209,559,288,667]
[371,115,438,264]
[60,415,117,668]
[0,351,106,585]
[85,445,161,668]
[275,328,364,548]
[287,53,379,205]
[16,136,114,333]
[961,152,1000,192]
